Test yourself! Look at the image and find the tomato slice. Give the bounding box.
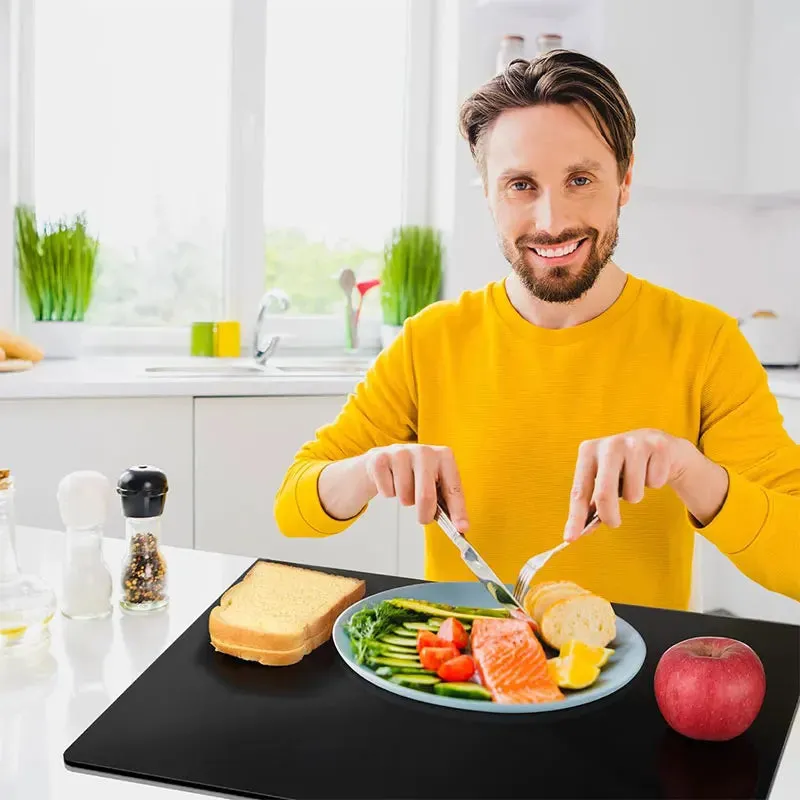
[438,654,476,682]
[416,629,450,653]
[419,645,460,672]
[437,617,469,650]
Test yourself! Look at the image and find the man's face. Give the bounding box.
[483,103,632,303]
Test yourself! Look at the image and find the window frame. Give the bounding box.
[6,0,433,355]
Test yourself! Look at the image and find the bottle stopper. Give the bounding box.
[57,470,111,529]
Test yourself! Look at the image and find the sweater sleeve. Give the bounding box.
[273,320,419,538]
[693,317,800,602]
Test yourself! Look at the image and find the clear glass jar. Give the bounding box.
[0,472,57,653]
[496,35,525,75]
[120,516,168,612]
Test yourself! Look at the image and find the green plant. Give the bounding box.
[15,204,99,321]
[380,225,443,326]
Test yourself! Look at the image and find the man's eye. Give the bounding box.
[571,176,591,187]
[511,181,531,191]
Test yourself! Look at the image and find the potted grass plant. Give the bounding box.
[380,225,443,348]
[15,205,99,358]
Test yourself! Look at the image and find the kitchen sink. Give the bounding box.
[144,363,279,378]
[143,355,374,379]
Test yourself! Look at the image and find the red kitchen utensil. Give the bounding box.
[355,279,380,323]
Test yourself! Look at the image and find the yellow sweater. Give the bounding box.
[274,274,800,610]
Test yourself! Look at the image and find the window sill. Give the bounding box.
[80,315,383,359]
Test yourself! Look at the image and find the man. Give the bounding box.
[274,50,800,611]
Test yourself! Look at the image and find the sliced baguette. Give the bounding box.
[531,582,588,626]
[208,560,365,666]
[523,580,561,617]
[540,593,616,650]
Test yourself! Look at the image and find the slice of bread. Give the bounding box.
[530,582,588,625]
[522,580,561,616]
[540,593,616,650]
[208,560,365,666]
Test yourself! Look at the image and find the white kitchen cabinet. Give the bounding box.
[693,392,800,622]
[696,537,800,625]
[599,0,750,195]
[397,505,426,579]
[746,0,800,196]
[777,396,800,443]
[0,397,194,546]
[193,396,400,575]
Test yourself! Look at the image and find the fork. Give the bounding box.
[511,507,603,606]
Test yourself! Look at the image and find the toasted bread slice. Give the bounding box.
[540,593,616,650]
[208,561,365,666]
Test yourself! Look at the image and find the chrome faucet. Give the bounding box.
[253,288,290,365]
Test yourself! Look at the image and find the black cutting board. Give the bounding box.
[64,560,800,799]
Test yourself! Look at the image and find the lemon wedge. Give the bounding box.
[547,655,601,690]
[560,639,614,668]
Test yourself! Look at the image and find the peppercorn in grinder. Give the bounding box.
[117,466,169,613]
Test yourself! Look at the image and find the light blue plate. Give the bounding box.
[333,581,647,714]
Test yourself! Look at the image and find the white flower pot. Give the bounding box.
[381,324,403,350]
[27,320,86,359]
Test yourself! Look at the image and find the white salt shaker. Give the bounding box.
[57,471,113,620]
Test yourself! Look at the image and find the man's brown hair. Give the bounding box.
[458,50,636,182]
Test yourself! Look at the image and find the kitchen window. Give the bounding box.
[8,0,431,353]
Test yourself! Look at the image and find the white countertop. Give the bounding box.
[0,355,371,399]
[2,527,799,800]
[2,527,255,799]
[2,355,800,401]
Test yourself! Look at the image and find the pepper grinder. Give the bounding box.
[116,466,169,614]
[57,470,113,620]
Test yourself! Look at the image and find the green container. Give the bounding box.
[190,322,215,357]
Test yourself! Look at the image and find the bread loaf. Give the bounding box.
[0,330,43,362]
[209,560,365,666]
[524,579,616,650]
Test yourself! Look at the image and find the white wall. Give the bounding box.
[616,194,800,320]
[429,0,800,321]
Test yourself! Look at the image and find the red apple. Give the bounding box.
[654,636,766,741]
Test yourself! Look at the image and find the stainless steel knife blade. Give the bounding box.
[433,500,536,626]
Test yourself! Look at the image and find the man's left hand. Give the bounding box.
[564,428,729,542]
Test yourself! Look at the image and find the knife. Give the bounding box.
[433,494,537,628]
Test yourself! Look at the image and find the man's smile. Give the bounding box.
[527,237,588,267]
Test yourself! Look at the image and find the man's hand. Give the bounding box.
[564,428,730,541]
[363,444,468,531]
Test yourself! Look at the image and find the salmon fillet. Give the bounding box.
[471,618,564,704]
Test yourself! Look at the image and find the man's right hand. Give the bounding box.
[362,444,469,531]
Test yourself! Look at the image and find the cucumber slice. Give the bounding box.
[433,682,493,701]
[373,664,433,677]
[390,674,442,690]
[382,644,419,655]
[368,656,423,669]
[374,649,419,661]
[391,626,417,637]
[402,622,434,632]
[379,634,419,647]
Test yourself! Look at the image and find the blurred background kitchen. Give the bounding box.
[1,0,798,625]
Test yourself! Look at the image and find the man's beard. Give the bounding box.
[503,217,619,304]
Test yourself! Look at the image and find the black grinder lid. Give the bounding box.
[117,465,168,518]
